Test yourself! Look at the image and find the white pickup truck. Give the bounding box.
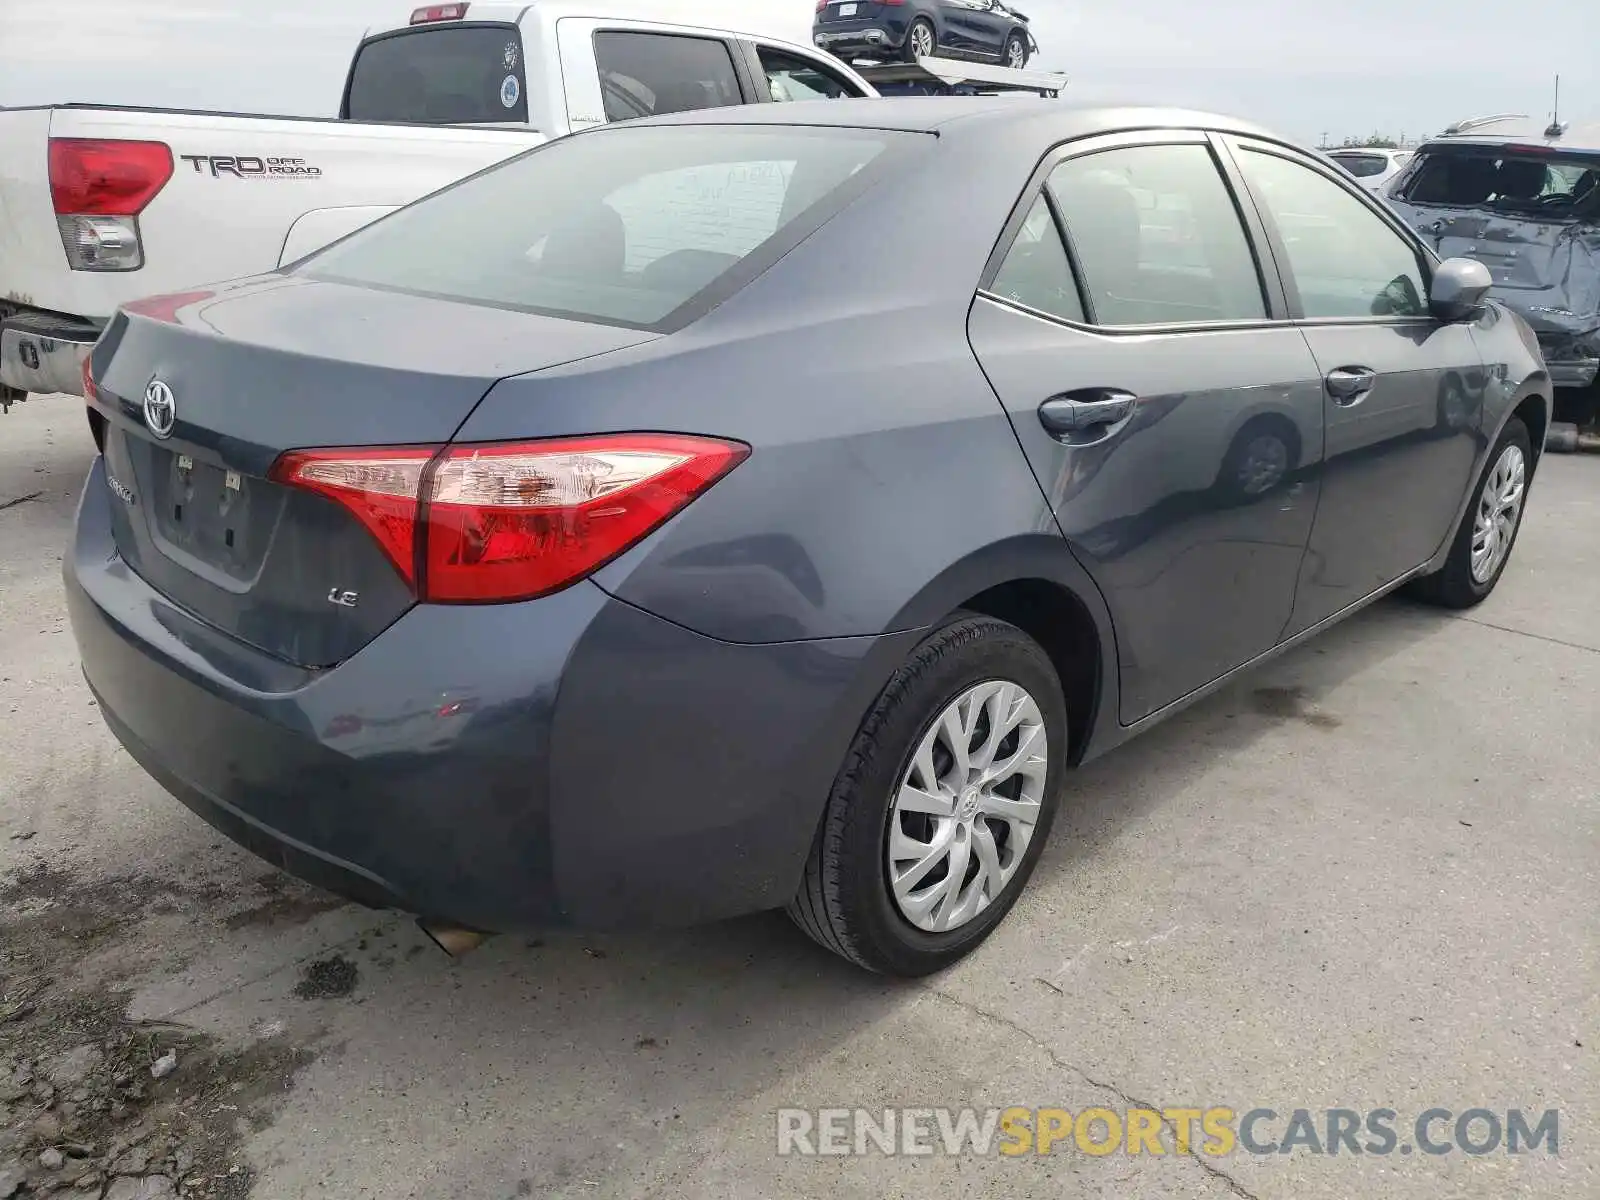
[0,1,881,408]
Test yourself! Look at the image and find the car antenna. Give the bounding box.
[1544,74,1567,139]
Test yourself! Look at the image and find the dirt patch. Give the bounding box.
[1249,685,1342,729]
[0,859,335,1198]
[291,957,358,1001]
[221,874,346,933]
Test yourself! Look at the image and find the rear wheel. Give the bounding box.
[1003,32,1029,68]
[1408,417,1532,608]
[787,613,1067,976]
[904,18,936,61]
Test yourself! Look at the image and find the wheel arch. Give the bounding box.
[884,533,1120,764]
[1509,390,1549,470]
[1422,376,1550,575]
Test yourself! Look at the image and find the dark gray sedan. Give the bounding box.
[69,98,1551,976]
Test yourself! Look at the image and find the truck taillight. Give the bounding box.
[48,138,173,273]
[410,3,469,22]
[271,434,749,603]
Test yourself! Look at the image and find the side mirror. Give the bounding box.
[1429,257,1492,322]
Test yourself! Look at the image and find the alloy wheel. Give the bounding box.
[1470,442,1526,583]
[886,680,1049,933]
[1006,39,1025,67]
[911,23,934,56]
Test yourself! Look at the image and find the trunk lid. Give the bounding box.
[93,275,657,668]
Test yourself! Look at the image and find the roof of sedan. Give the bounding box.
[632,96,1289,145]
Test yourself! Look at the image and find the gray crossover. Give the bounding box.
[67,99,1552,975]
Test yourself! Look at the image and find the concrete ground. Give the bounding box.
[1,396,1595,1199]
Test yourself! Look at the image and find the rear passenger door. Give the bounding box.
[1222,138,1488,635]
[967,131,1327,724]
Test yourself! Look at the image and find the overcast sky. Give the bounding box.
[0,0,1591,145]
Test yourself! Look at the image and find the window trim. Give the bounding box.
[589,29,758,124]
[984,192,1092,325]
[741,40,869,101]
[975,128,1291,336]
[1218,135,1441,328]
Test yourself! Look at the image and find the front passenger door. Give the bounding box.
[1225,140,1489,634]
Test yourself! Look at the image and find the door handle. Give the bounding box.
[1325,366,1377,405]
[1038,389,1138,438]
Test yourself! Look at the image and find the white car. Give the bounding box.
[0,2,877,409]
[1324,147,1413,195]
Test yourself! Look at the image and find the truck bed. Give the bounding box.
[0,103,543,322]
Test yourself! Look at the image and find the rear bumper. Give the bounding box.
[0,310,100,397]
[67,457,908,932]
[814,21,908,54]
[1546,358,1599,390]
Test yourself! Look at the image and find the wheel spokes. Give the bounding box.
[886,678,1052,934]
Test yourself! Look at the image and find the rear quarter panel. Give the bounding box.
[19,107,541,320]
[453,131,1094,643]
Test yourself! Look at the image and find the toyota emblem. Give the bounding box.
[143,380,176,439]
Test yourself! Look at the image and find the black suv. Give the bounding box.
[814,0,1036,67]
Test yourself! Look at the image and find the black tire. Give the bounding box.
[1408,417,1533,609]
[1003,32,1029,68]
[787,613,1067,976]
[902,18,936,62]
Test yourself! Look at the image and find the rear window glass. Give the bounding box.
[1398,145,1600,216]
[344,25,528,124]
[299,125,913,330]
[1330,154,1387,178]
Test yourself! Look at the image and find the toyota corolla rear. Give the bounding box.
[66,120,921,933]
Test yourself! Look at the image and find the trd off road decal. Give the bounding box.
[180,155,323,179]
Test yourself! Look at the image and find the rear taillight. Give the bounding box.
[410,3,468,22]
[271,434,748,604]
[81,354,98,402]
[49,138,173,272]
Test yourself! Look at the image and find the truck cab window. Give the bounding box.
[757,48,861,101]
[592,32,743,123]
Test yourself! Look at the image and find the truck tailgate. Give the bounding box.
[0,105,543,322]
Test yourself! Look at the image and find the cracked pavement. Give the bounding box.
[2,397,1596,1198]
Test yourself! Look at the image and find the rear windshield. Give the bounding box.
[298,125,914,330]
[1329,153,1388,178]
[1397,144,1600,217]
[344,24,528,125]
